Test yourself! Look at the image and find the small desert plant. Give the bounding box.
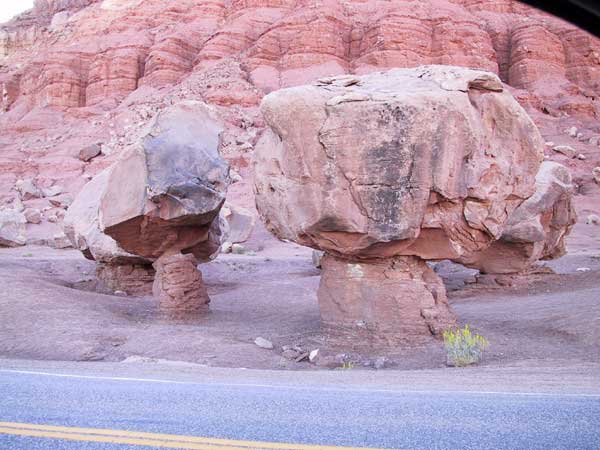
[443,325,488,367]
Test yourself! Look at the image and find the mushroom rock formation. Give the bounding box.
[66,100,230,315]
[254,66,544,348]
[99,101,230,317]
[464,161,577,277]
[64,170,155,296]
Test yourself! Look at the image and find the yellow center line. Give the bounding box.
[0,422,389,450]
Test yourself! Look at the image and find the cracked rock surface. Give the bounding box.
[255,66,543,261]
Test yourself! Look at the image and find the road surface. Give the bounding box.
[0,360,599,449]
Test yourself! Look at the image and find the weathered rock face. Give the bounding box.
[255,66,544,347]
[466,161,577,274]
[64,169,147,265]
[97,101,230,314]
[95,262,155,296]
[152,252,210,319]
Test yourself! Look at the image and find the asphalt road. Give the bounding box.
[0,364,599,450]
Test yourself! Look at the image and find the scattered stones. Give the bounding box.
[309,349,320,363]
[588,136,600,146]
[255,66,543,348]
[576,267,591,272]
[586,215,600,225]
[49,194,73,209]
[78,143,102,162]
[0,209,27,247]
[552,145,577,158]
[49,232,73,249]
[254,337,274,349]
[567,126,578,137]
[577,154,586,160]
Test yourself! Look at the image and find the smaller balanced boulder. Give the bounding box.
[67,101,230,316]
[254,66,543,348]
[464,161,576,275]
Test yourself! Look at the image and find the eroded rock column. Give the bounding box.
[152,252,210,318]
[65,101,230,318]
[318,254,456,348]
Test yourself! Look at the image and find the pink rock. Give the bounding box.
[318,254,455,349]
[464,161,577,274]
[65,101,229,311]
[254,66,543,347]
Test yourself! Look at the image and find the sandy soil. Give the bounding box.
[0,219,599,371]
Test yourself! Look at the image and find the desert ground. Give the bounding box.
[1,218,598,371]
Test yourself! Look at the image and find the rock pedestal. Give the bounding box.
[152,253,210,319]
[318,254,455,349]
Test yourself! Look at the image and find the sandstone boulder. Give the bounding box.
[64,170,146,265]
[256,66,542,262]
[100,101,230,261]
[99,101,230,315]
[254,66,543,348]
[221,203,256,245]
[465,161,576,274]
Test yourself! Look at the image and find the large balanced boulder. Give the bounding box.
[465,161,576,275]
[67,101,230,315]
[254,66,544,348]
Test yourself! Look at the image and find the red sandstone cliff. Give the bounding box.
[0,0,598,246]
